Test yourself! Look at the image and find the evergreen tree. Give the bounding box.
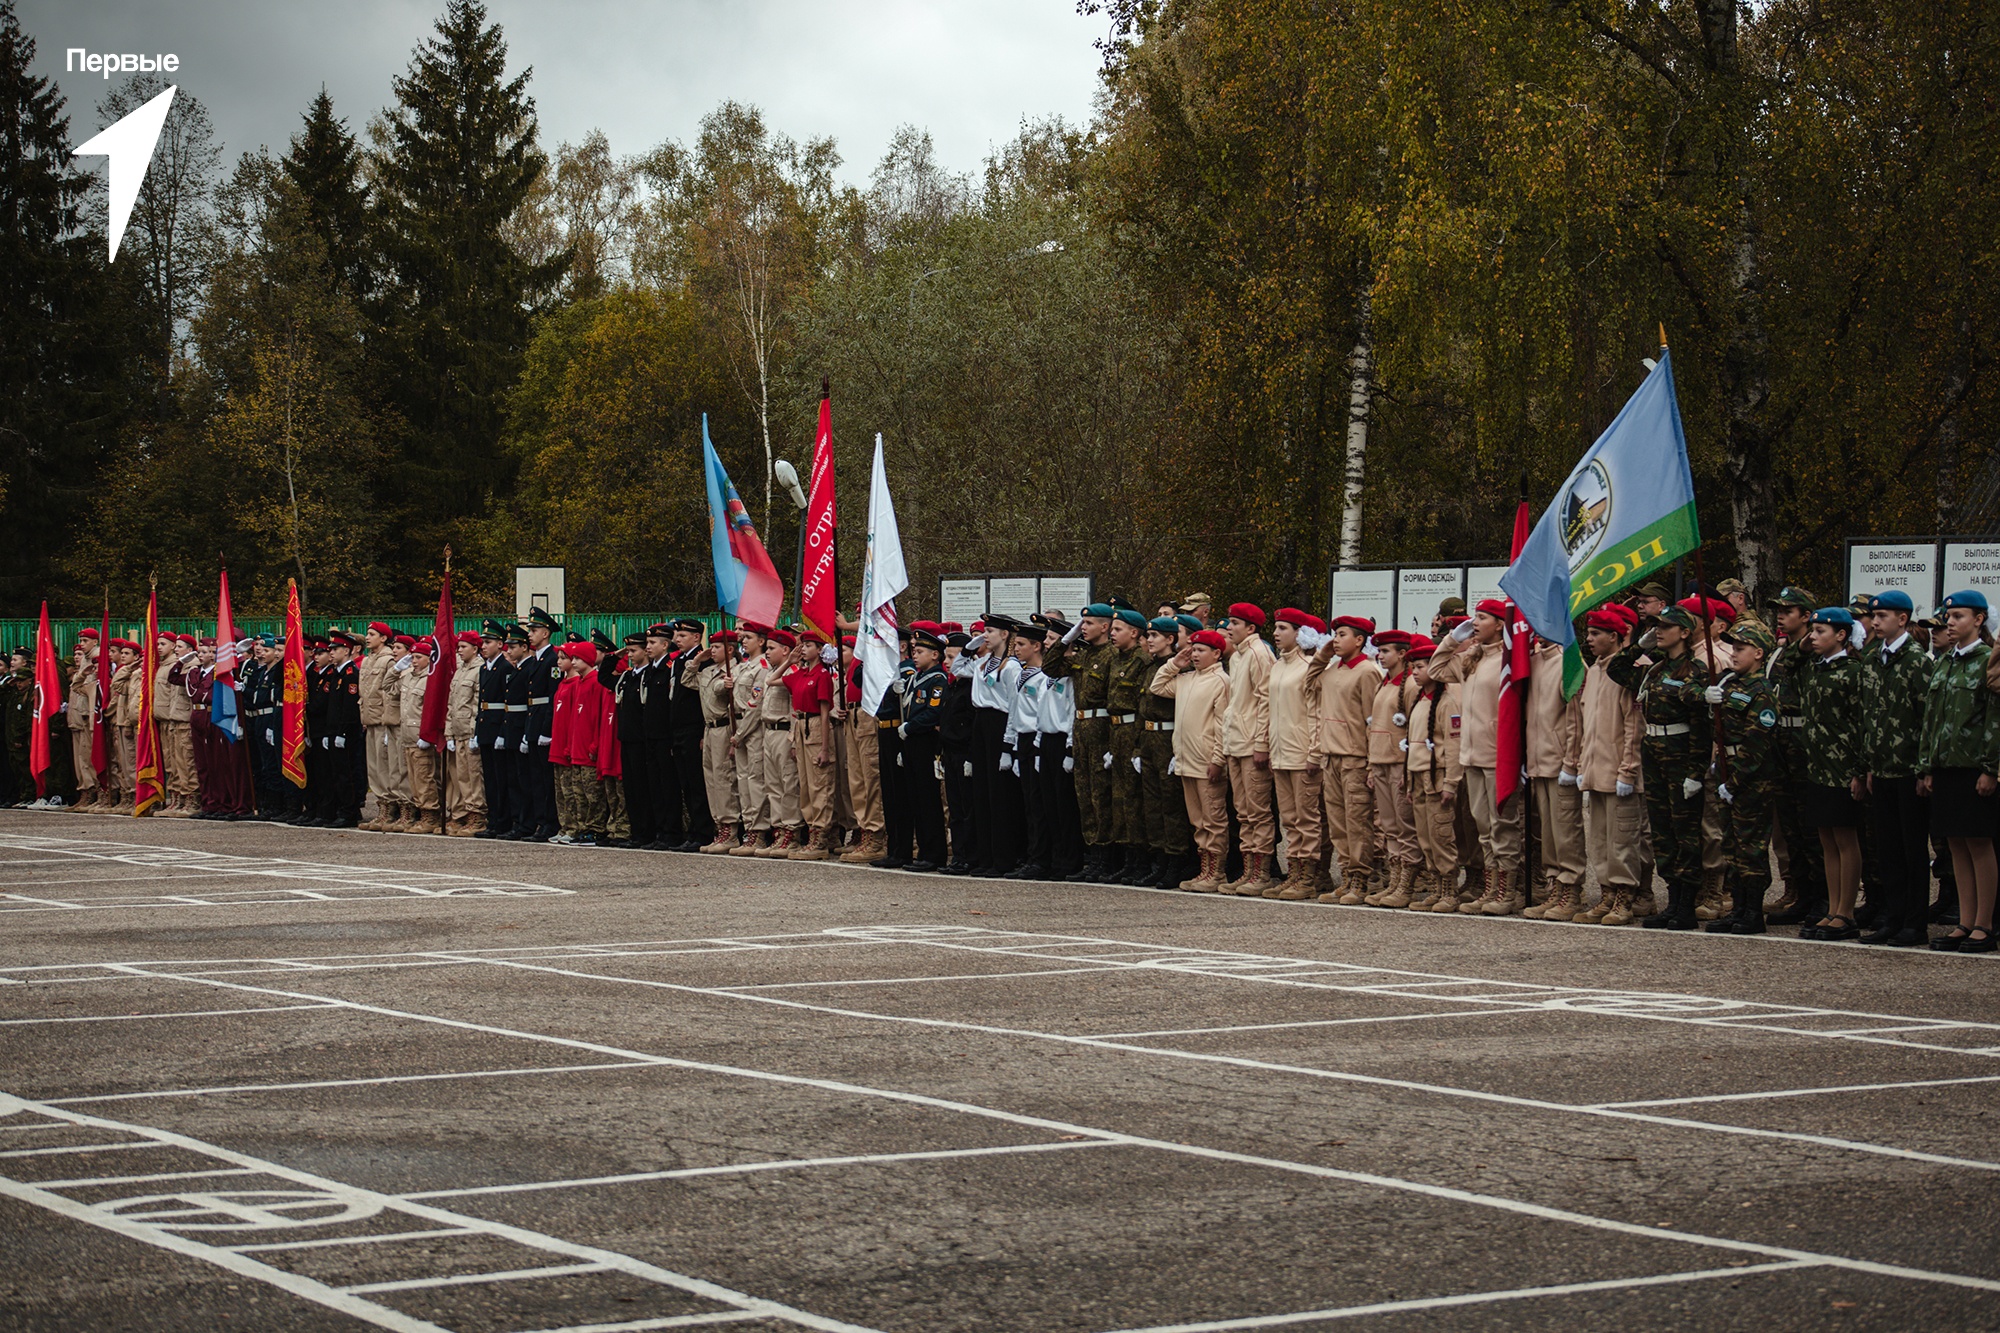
[371,0,566,593]
[282,88,370,303]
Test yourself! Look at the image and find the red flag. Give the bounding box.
[214,567,240,685]
[281,579,307,788]
[134,588,164,815]
[799,388,838,641]
[419,566,454,748]
[28,603,58,796]
[90,597,111,779]
[1494,502,1535,808]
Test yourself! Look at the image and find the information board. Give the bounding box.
[1846,542,1940,618]
[1395,567,1466,634]
[937,572,1094,622]
[1329,568,1397,632]
[1039,576,1095,616]
[939,580,989,625]
[1943,541,2000,602]
[1465,565,1510,616]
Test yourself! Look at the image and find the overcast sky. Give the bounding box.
[23,0,1109,184]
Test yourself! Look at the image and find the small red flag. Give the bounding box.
[1494,502,1535,808]
[419,567,454,748]
[281,579,307,788]
[28,603,58,796]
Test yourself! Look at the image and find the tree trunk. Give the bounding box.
[1338,283,1373,570]
[1721,198,1780,600]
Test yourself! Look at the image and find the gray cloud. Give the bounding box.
[24,0,1108,181]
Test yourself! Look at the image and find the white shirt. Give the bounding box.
[1006,664,1042,745]
[1879,632,1910,661]
[974,653,1021,715]
[1037,671,1075,738]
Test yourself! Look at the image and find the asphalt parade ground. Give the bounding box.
[2,809,1997,1332]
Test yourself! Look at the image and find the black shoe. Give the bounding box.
[1133,854,1165,888]
[1931,930,1970,952]
[1010,862,1050,881]
[1959,930,1997,954]
[1731,915,1768,935]
[332,816,359,829]
[1820,916,1860,941]
[1883,927,1925,947]
[1643,911,1695,930]
[1768,900,1825,926]
[576,832,598,845]
[1066,848,1102,883]
[1859,922,1904,945]
[940,861,972,875]
[669,840,701,853]
[905,860,939,873]
[870,856,909,870]
[1703,914,1740,934]
[473,828,502,839]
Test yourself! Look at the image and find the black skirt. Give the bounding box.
[1803,781,1864,830]
[1929,767,1999,840]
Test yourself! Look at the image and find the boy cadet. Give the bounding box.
[730,625,774,855]
[1007,627,1054,878]
[937,629,979,873]
[696,630,743,853]
[1858,589,1932,945]
[498,622,540,839]
[1364,630,1425,906]
[1219,603,1278,892]
[358,622,408,831]
[838,635,887,863]
[444,631,485,835]
[518,608,563,843]
[1044,604,1115,880]
[1149,629,1233,890]
[1139,617,1195,889]
[1763,586,1827,923]
[396,637,439,834]
[1265,609,1326,901]
[1105,607,1155,884]
[1033,614,1086,878]
[786,629,837,860]
[1607,603,1712,929]
[153,633,195,815]
[1704,621,1781,934]
[658,617,712,851]
[1404,640,1465,912]
[1432,601,1525,914]
[595,631,648,847]
[108,639,140,813]
[898,625,951,870]
[66,630,100,809]
[1525,633,1587,919]
[1307,614,1381,904]
[752,629,804,857]
[1574,606,1646,924]
[473,622,516,839]
[324,629,365,826]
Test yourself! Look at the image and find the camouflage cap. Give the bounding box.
[1716,577,1749,597]
[1656,605,1699,632]
[1722,621,1776,653]
[1765,585,1817,610]
[1437,596,1466,616]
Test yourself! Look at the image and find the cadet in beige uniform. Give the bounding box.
[155,633,197,815]
[1431,599,1526,914]
[728,627,774,855]
[444,631,485,835]
[1149,629,1233,890]
[1524,637,1587,919]
[397,639,440,834]
[1307,614,1382,904]
[110,639,141,812]
[750,628,803,857]
[1573,605,1647,924]
[696,630,743,852]
[1404,641,1466,912]
[358,623,409,830]
[838,635,887,863]
[1263,609,1326,901]
[1364,631,1425,906]
[1219,603,1277,892]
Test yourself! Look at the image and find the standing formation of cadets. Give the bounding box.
[7,581,1998,951]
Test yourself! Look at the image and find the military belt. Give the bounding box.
[1144,720,1175,732]
[528,696,551,705]
[1780,717,1806,728]
[242,707,275,718]
[1723,745,1740,757]
[1645,722,1691,737]
[1080,708,1109,719]
[505,704,527,713]
[766,719,791,731]
[878,719,898,730]
[1109,713,1138,725]
[707,718,732,729]
[481,703,507,711]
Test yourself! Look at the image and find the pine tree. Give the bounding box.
[282,88,370,302]
[371,0,566,593]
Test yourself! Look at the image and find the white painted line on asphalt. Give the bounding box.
[341,1260,611,1293]
[116,968,2000,1296]
[402,1139,1123,1200]
[40,1167,259,1188]
[1094,1260,1822,1331]
[229,1227,477,1253]
[0,1003,336,1026]
[0,1091,888,1333]
[0,892,86,909]
[519,1314,762,1332]
[715,965,1125,991]
[1593,1073,2000,1109]
[47,1061,667,1105]
[0,1140,156,1158]
[1089,1010,1522,1039]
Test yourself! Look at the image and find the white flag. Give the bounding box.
[859,433,909,717]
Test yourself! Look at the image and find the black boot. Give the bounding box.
[1132,849,1164,887]
[1768,896,1826,926]
[1067,845,1103,883]
[1093,844,1125,884]
[1113,846,1146,885]
[1644,879,1697,929]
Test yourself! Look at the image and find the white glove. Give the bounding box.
[1398,738,1409,752]
[1365,716,1373,727]
[820,644,838,664]
[1703,685,1724,704]
[1615,780,1634,797]
[1638,627,1659,649]
[1131,754,1142,773]
[1392,713,1406,727]
[1032,753,1041,772]
[897,723,908,739]
[320,736,329,749]
[1718,782,1734,804]
[1102,752,1114,769]
[1450,620,1476,642]
[1681,777,1703,799]
[999,753,1012,772]
[962,760,972,777]
[1558,770,1578,787]
[263,728,275,745]
[895,752,904,767]
[518,738,528,753]
[1167,757,1179,776]
[1063,754,1074,772]
[538,735,552,746]
[1062,622,1083,644]
[446,738,457,752]
[333,734,346,749]
[933,756,944,780]
[1849,622,1867,651]
[469,736,479,751]
[417,738,432,750]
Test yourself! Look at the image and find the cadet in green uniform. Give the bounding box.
[1045,604,1115,881]
[1607,603,1711,929]
[1762,586,1826,924]
[1918,590,1997,952]
[1858,590,1934,946]
[1704,622,1781,934]
[1798,606,1868,940]
[1140,617,1195,888]
[1105,608,1154,883]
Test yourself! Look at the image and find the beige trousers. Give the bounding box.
[1226,754,1276,854]
[445,740,485,821]
[1371,760,1419,867]
[795,716,833,830]
[405,744,441,815]
[1585,788,1645,892]
[114,726,136,796]
[1321,755,1372,874]
[160,719,196,797]
[1462,765,1526,872]
[1182,773,1230,858]
[1532,775,1587,886]
[366,724,410,802]
[1411,773,1459,880]
[736,725,767,831]
[69,730,97,791]
[847,713,884,834]
[761,724,800,827]
[703,724,741,823]
[830,717,855,829]
[1271,767,1324,873]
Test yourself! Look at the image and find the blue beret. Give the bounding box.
[1113,608,1148,630]
[1870,590,1914,613]
[1175,614,1203,633]
[1940,589,1989,613]
[1082,603,1114,619]
[1811,606,1854,627]
[1148,617,1180,636]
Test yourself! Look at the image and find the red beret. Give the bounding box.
[738,621,772,636]
[767,628,796,648]
[176,632,197,646]
[840,635,855,647]
[1376,629,1416,649]
[368,621,393,637]
[710,628,739,642]
[1406,636,1438,661]
[970,620,986,634]
[1678,595,1736,625]
[456,630,480,647]
[908,620,942,634]
[569,642,599,666]
[1585,609,1628,633]
[941,622,963,634]
[1475,598,1512,620]
[1331,615,1376,638]
[78,627,98,639]
[412,636,436,655]
[1191,629,1228,653]
[1227,602,1266,628]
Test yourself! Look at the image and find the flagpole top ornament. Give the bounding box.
[1658,322,1667,349]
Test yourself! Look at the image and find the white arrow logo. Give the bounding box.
[72,84,177,262]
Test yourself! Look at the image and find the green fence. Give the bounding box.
[0,613,732,658]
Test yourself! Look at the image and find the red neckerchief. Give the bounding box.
[1338,652,1369,670]
[1386,669,1408,686]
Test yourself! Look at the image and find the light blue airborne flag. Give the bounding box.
[1500,348,1699,688]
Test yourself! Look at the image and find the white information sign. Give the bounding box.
[1395,567,1467,635]
[1465,565,1510,616]
[987,577,1040,619]
[1847,542,1940,618]
[1038,576,1094,615]
[1330,568,1397,632]
[939,579,988,625]
[1944,541,2000,603]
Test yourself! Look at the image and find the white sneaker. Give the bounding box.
[45,796,64,808]
[549,832,575,845]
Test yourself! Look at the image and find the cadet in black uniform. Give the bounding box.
[599,630,651,848]
[664,617,713,852]
[324,630,364,827]
[517,608,561,841]
[871,626,916,869]
[636,622,678,850]
[240,637,288,819]
[500,623,538,839]
[301,638,330,823]
[474,620,516,839]
[899,625,949,871]
[939,630,978,873]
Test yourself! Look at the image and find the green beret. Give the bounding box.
[1113,608,1148,630]
[1148,616,1181,636]
[1639,582,1671,601]
[1082,603,1114,620]
[1175,614,1203,634]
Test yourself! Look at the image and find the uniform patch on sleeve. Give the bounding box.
[1757,708,1776,729]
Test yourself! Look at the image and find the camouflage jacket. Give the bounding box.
[1606,642,1711,772]
[1859,634,1931,778]
[1918,643,1999,776]
[1105,646,1152,715]
[1768,638,1814,721]
[1711,668,1779,791]
[1043,637,1112,711]
[1800,651,1865,788]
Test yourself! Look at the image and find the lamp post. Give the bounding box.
[774,458,808,623]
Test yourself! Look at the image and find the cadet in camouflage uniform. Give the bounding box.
[1105,608,1154,883]
[1607,603,1711,929]
[1858,590,1934,946]
[1139,617,1195,887]
[1045,604,1115,881]
[1762,586,1826,923]
[1799,606,1869,940]
[1704,622,1781,934]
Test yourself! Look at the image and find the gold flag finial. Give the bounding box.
[1658,322,1668,350]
